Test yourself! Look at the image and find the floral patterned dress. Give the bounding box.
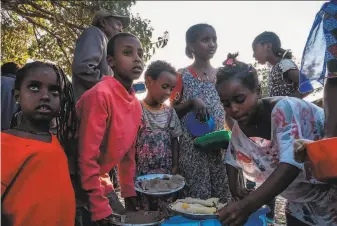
[268,59,298,97]
[226,97,337,225]
[170,67,231,203]
[135,101,182,210]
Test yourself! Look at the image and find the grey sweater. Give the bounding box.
[72,26,113,102]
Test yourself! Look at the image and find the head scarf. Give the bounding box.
[299,0,337,93]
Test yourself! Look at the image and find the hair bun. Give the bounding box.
[227,52,239,60]
[223,52,239,66]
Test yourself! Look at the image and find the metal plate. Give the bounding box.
[135,174,185,196]
[167,203,219,220]
[111,218,166,226]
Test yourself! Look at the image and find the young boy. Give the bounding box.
[75,33,144,226]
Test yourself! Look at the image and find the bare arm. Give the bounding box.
[284,69,311,99]
[173,100,194,118]
[244,163,300,210]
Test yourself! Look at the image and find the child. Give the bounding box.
[216,53,337,226]
[75,33,144,226]
[170,23,231,203]
[253,31,307,98]
[136,60,182,210]
[1,61,77,226]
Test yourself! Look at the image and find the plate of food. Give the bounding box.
[135,174,185,196]
[168,197,226,220]
[111,210,166,226]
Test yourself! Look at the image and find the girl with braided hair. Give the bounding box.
[1,61,78,226]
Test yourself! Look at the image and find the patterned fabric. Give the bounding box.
[226,97,337,225]
[299,1,337,92]
[268,59,298,97]
[170,67,231,203]
[135,102,182,211]
[136,102,182,176]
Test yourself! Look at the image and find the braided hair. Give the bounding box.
[217,52,259,91]
[10,61,78,156]
[185,23,215,59]
[252,31,292,59]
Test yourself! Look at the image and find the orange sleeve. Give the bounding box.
[2,148,75,226]
[169,73,183,105]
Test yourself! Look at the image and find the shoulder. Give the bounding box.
[278,59,298,73]
[77,26,105,43]
[81,26,104,37]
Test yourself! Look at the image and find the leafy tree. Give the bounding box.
[1,0,169,75]
[254,62,271,97]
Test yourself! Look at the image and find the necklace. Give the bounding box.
[191,67,216,83]
[13,127,51,136]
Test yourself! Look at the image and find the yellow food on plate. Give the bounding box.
[172,202,217,214]
[171,197,226,215]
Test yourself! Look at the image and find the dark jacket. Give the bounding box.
[72,26,113,102]
[1,73,19,130]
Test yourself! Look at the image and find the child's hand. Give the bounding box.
[191,98,209,122]
[217,199,255,226]
[94,216,114,226]
[231,187,254,201]
[125,196,140,212]
[108,192,126,214]
[172,166,179,175]
[293,139,313,163]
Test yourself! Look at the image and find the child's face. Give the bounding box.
[217,79,259,125]
[15,67,60,123]
[109,36,144,82]
[146,71,177,104]
[253,43,269,64]
[190,27,217,60]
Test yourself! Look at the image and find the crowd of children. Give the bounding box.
[1,1,337,226]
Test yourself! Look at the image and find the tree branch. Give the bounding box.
[21,15,71,66]
[5,3,85,31]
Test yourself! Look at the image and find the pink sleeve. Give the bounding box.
[76,92,112,221]
[118,141,137,198]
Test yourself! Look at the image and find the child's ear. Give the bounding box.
[107,55,115,70]
[14,89,20,104]
[144,76,153,88]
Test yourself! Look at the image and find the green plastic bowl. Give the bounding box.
[193,130,232,151]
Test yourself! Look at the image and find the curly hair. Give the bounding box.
[145,60,177,80]
[217,52,259,91]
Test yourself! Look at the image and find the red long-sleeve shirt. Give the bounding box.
[76,77,142,221]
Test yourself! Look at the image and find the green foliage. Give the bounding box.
[254,62,271,97]
[1,0,169,75]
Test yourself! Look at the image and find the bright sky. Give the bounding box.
[131,1,325,101]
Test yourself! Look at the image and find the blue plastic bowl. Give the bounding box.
[185,112,216,137]
[162,207,270,226]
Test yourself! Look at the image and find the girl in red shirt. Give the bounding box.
[1,61,77,226]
